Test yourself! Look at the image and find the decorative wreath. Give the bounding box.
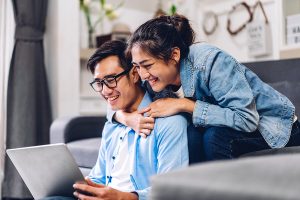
[226,2,253,36]
[202,11,219,35]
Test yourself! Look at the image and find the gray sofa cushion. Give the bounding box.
[269,81,300,117]
[242,146,300,157]
[80,167,93,177]
[67,138,101,168]
[151,154,300,200]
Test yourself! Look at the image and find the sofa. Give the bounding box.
[50,116,106,176]
[150,153,300,200]
[50,58,300,178]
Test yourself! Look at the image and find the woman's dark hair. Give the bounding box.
[87,40,132,74]
[126,14,195,62]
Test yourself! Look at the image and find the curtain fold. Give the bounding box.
[2,0,51,198]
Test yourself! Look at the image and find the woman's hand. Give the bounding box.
[115,110,155,138]
[145,98,195,118]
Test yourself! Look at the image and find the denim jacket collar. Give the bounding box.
[180,58,195,98]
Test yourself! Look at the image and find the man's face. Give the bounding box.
[93,55,137,111]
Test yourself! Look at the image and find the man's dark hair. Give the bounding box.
[87,40,132,74]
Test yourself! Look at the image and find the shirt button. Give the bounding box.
[112,156,115,159]
[120,137,122,140]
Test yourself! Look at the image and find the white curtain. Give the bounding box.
[0,0,15,195]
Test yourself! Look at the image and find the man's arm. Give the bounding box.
[155,114,189,172]
[88,122,111,185]
[75,122,140,200]
[132,114,189,200]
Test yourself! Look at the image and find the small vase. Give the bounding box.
[88,29,95,48]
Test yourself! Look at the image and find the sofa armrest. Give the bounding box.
[50,115,106,144]
[151,154,300,200]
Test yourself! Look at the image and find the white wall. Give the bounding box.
[79,7,154,48]
[44,0,80,119]
[79,0,198,48]
[0,0,15,195]
[195,0,279,62]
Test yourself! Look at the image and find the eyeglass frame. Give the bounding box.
[89,69,130,92]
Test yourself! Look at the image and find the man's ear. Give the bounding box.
[171,47,181,63]
[130,67,140,84]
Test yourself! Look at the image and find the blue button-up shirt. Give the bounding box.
[88,92,189,200]
[181,43,295,148]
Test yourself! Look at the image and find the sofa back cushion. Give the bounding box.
[243,58,300,118]
[269,81,300,117]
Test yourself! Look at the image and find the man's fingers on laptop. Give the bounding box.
[73,190,95,200]
[84,177,105,188]
[73,183,97,197]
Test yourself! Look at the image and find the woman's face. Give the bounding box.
[131,45,181,92]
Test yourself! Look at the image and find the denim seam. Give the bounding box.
[229,136,267,157]
[201,48,218,68]
[229,139,235,158]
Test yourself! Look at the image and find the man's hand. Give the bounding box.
[115,109,155,138]
[73,177,138,200]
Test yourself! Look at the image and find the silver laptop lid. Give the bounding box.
[7,143,84,199]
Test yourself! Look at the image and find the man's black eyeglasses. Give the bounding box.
[89,70,130,92]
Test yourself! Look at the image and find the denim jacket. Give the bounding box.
[89,92,189,200]
[181,43,295,148]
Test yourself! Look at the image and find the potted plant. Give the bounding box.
[80,0,123,48]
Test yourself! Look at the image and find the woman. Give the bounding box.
[113,14,300,161]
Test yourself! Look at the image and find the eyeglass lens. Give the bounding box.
[90,69,129,92]
[93,77,116,92]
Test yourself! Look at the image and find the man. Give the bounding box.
[73,40,189,200]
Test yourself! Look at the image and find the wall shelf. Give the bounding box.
[279,45,300,59]
[279,0,300,59]
[80,48,97,60]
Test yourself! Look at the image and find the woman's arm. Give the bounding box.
[145,98,196,117]
[114,110,155,138]
[191,51,259,132]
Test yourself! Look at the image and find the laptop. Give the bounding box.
[6,143,85,199]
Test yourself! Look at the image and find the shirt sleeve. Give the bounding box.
[132,114,189,200]
[134,187,151,200]
[192,50,259,132]
[156,114,189,172]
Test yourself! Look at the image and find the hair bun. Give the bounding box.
[160,14,195,48]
